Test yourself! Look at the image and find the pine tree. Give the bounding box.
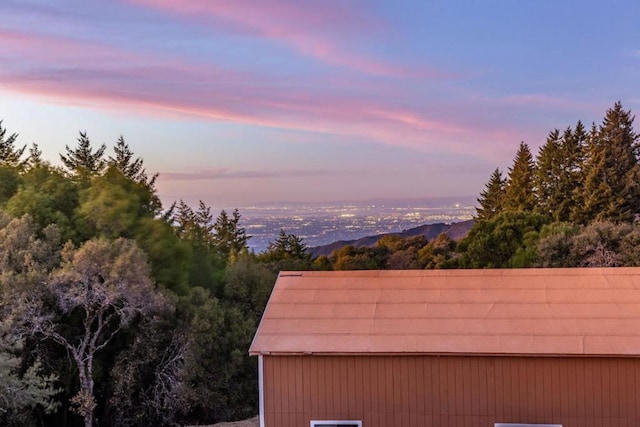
[504,142,536,212]
[0,121,26,168]
[212,209,249,258]
[559,121,587,222]
[266,229,310,260]
[108,136,145,181]
[476,168,506,221]
[60,131,106,180]
[577,102,640,223]
[534,129,563,218]
[107,136,161,214]
[535,123,586,222]
[26,143,44,169]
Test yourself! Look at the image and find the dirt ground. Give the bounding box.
[201,416,260,427]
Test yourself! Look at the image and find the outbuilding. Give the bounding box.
[249,269,640,427]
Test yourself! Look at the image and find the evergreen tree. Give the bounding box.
[456,211,549,268]
[266,229,310,260]
[172,200,215,248]
[107,137,161,215]
[212,209,249,259]
[258,229,313,271]
[504,142,536,212]
[558,121,587,222]
[108,137,144,180]
[535,129,562,218]
[577,102,640,223]
[0,121,26,169]
[535,124,586,222]
[60,132,106,181]
[476,168,506,221]
[26,143,44,169]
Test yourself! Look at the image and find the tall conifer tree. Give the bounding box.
[505,142,536,212]
[535,129,563,218]
[476,168,506,221]
[0,121,26,168]
[60,131,106,181]
[535,123,587,221]
[577,102,640,222]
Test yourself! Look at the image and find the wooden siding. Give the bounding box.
[263,355,640,427]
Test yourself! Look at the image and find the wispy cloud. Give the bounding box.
[125,0,435,77]
[0,27,495,156]
[159,168,347,181]
[499,93,597,113]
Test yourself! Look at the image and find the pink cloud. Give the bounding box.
[0,28,519,161]
[158,168,352,181]
[126,0,438,77]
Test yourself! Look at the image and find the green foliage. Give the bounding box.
[25,143,44,170]
[312,255,333,270]
[534,129,563,218]
[325,234,457,271]
[29,238,161,427]
[577,103,640,223]
[5,164,79,241]
[212,209,249,259]
[456,211,549,268]
[258,229,314,272]
[330,244,389,270]
[418,233,457,269]
[107,309,186,426]
[476,168,505,221]
[0,339,59,424]
[478,102,640,258]
[534,221,640,268]
[0,214,61,425]
[175,286,257,423]
[535,124,586,222]
[0,166,21,207]
[0,123,281,426]
[60,131,106,183]
[0,121,26,169]
[378,235,427,269]
[134,218,191,295]
[225,255,276,323]
[108,137,161,215]
[532,222,580,267]
[504,141,536,212]
[170,200,228,292]
[77,168,149,239]
[9,105,640,426]
[109,137,146,183]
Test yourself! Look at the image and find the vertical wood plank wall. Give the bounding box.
[263,355,640,427]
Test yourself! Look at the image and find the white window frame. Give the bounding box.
[495,424,562,427]
[310,421,362,427]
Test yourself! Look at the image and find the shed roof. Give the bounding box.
[249,269,640,356]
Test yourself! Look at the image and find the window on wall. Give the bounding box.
[311,421,362,427]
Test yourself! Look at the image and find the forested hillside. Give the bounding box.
[0,128,316,427]
[1,101,640,426]
[310,219,474,257]
[461,101,640,268]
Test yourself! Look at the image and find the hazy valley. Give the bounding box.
[237,196,477,252]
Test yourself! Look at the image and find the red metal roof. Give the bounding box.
[249,269,640,356]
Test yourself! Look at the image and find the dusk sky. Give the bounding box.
[1,0,639,209]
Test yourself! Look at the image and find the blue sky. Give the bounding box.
[1,0,639,209]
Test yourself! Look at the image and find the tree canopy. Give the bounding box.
[2,102,640,425]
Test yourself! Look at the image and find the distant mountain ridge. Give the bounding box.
[310,219,475,257]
